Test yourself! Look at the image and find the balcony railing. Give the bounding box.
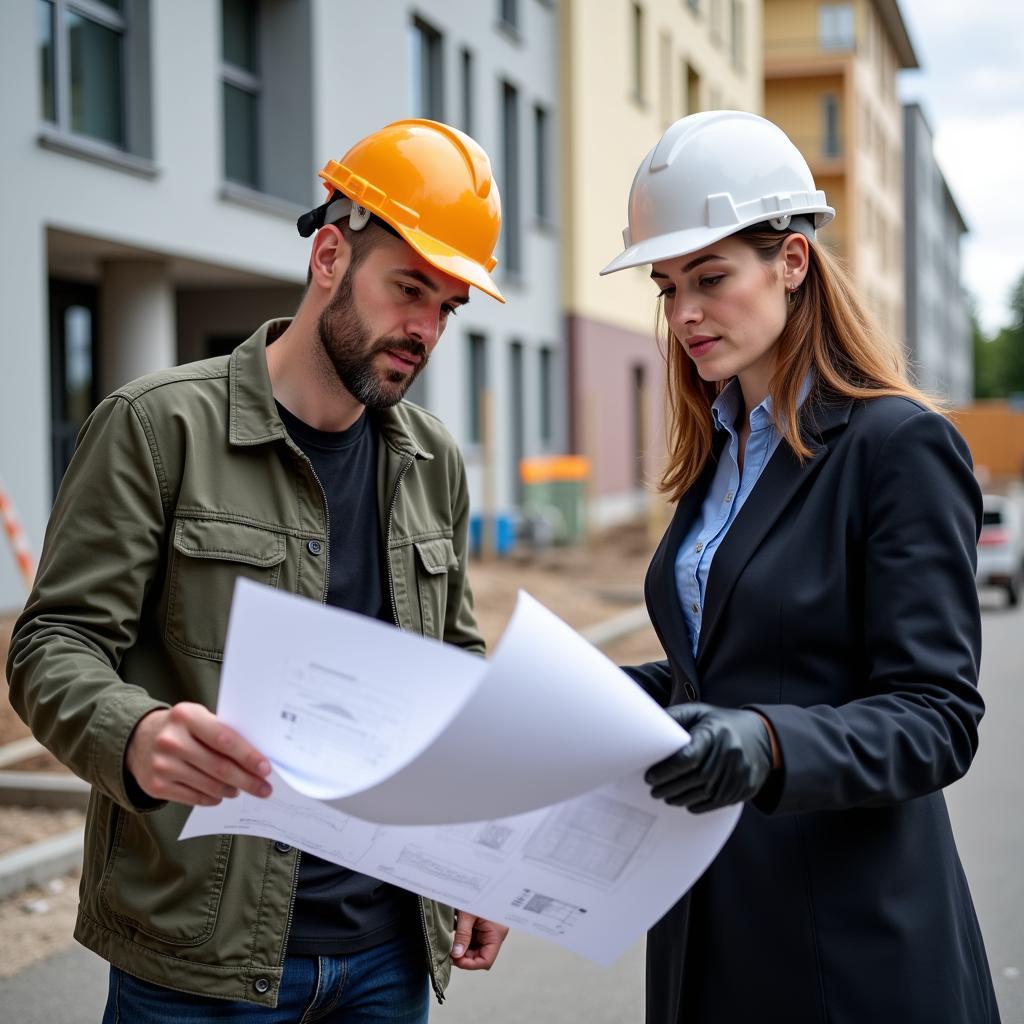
[785,134,846,163]
[766,35,857,59]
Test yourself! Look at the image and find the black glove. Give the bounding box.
[645,703,774,813]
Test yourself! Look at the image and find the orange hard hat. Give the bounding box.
[314,119,504,303]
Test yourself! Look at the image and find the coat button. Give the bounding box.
[684,682,698,701]
[254,978,271,994]
[307,539,322,555]
[274,841,291,854]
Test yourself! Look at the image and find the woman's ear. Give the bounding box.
[308,225,352,292]
[781,233,810,291]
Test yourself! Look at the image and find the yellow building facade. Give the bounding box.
[560,0,763,526]
[764,0,918,341]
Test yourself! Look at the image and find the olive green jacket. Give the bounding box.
[6,320,485,1007]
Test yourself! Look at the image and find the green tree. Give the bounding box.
[972,305,1003,399]
[1002,274,1024,396]
[972,271,1024,399]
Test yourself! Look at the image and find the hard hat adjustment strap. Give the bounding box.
[296,192,402,240]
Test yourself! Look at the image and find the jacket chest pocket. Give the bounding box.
[165,517,286,661]
[414,537,458,638]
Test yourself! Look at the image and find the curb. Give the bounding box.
[0,828,84,900]
[0,736,44,769]
[580,603,651,649]
[0,771,90,810]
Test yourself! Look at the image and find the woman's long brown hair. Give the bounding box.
[658,225,941,501]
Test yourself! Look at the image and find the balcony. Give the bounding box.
[765,35,857,78]
[784,134,847,176]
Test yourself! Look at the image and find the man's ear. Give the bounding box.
[308,225,352,291]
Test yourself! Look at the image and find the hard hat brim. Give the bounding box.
[600,208,835,276]
[394,225,506,304]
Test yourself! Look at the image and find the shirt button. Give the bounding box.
[307,539,322,555]
[695,541,704,553]
[724,491,734,502]
[274,841,292,854]
[684,682,698,701]
[690,602,700,615]
[254,978,271,994]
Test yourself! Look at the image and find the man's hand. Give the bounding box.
[125,702,273,806]
[645,703,775,813]
[450,912,509,971]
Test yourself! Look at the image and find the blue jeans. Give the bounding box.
[101,934,430,1023]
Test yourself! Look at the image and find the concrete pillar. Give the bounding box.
[100,261,176,394]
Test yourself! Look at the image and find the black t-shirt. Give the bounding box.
[277,401,414,954]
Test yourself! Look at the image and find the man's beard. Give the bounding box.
[315,269,428,410]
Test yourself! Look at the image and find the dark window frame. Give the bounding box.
[221,0,261,190]
[38,0,131,151]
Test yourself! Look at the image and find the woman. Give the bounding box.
[603,111,1000,1023]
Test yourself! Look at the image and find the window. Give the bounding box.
[509,342,525,502]
[818,3,854,51]
[822,94,841,157]
[501,80,521,273]
[37,0,151,154]
[730,0,744,70]
[410,16,444,120]
[539,346,553,446]
[49,281,99,496]
[219,0,312,204]
[710,0,723,44]
[631,3,645,102]
[632,365,646,488]
[460,47,474,135]
[533,104,551,223]
[498,0,519,31]
[659,30,672,127]
[222,0,259,189]
[683,60,701,115]
[467,333,488,445]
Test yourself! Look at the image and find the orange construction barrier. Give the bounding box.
[0,482,36,592]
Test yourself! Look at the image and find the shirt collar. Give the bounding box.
[711,372,815,434]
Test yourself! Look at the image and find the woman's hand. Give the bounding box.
[646,703,776,812]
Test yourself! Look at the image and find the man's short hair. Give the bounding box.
[305,218,389,287]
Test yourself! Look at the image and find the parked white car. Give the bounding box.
[977,493,1024,606]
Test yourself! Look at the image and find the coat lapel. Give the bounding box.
[647,431,727,685]
[695,394,853,665]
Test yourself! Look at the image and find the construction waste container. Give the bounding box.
[520,455,590,546]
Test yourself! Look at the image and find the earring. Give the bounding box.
[787,284,798,304]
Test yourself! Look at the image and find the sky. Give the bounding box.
[897,0,1024,334]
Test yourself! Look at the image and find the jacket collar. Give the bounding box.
[646,387,854,680]
[694,388,851,664]
[227,318,433,460]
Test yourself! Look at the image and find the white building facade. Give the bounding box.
[0,0,562,610]
[902,102,971,405]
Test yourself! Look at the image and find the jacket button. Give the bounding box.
[307,539,322,555]
[684,682,698,701]
[274,841,291,854]
[254,978,271,994]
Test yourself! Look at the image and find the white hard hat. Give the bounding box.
[600,110,835,275]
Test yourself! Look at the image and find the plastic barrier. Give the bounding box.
[0,483,36,592]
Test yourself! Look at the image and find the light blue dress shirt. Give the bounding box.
[674,376,811,656]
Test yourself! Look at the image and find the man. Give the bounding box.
[7,119,509,1021]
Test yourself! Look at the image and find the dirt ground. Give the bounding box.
[0,523,666,974]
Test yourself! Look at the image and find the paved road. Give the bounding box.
[4,592,1021,1022]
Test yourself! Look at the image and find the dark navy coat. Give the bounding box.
[627,393,1000,1024]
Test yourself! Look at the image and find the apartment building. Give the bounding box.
[763,0,918,343]
[903,102,971,404]
[560,0,763,527]
[0,0,562,609]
